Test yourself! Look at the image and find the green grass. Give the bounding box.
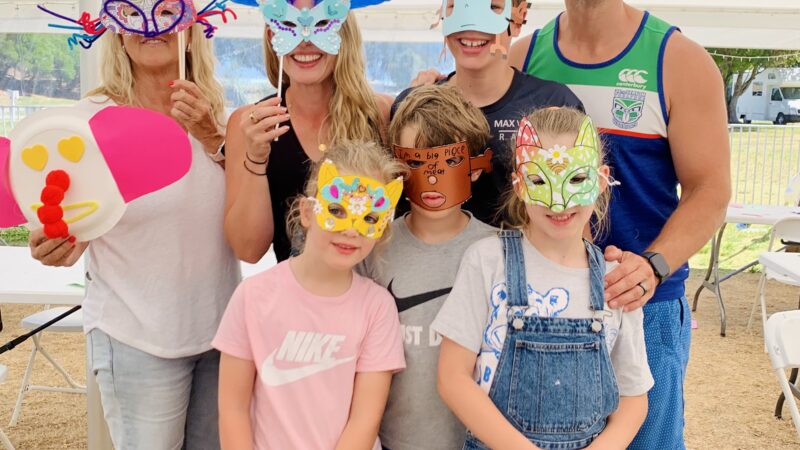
[0,226,29,246]
[689,224,772,274]
[729,125,800,206]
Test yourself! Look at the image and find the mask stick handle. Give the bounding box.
[274,54,284,141]
[178,31,186,80]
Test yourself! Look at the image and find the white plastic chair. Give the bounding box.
[748,216,800,336]
[765,311,800,439]
[0,365,15,450]
[9,307,85,427]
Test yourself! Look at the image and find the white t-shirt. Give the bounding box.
[432,235,654,397]
[80,96,241,358]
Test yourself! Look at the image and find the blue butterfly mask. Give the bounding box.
[260,0,350,55]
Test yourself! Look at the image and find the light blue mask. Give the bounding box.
[260,0,350,55]
[441,0,511,36]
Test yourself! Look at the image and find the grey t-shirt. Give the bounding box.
[432,235,654,398]
[359,213,496,450]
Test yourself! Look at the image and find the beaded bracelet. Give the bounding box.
[243,160,267,176]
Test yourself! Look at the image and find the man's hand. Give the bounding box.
[410,68,446,87]
[604,246,657,311]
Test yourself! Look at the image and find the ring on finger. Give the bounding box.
[637,281,648,297]
[249,111,259,124]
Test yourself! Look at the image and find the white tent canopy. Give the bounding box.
[2,0,800,49]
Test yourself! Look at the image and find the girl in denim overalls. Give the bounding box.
[432,108,654,450]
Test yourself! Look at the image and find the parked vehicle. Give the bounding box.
[736,69,800,124]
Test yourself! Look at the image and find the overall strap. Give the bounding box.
[499,230,529,308]
[583,240,607,312]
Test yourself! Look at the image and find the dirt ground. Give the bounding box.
[0,270,799,449]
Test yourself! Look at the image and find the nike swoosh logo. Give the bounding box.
[388,279,453,313]
[260,351,355,387]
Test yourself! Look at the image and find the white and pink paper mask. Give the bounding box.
[0,105,192,242]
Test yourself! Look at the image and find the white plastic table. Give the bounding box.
[0,246,276,449]
[692,205,800,336]
[0,246,109,449]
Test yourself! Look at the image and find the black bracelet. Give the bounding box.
[243,160,267,176]
[246,152,268,165]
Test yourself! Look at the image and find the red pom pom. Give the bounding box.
[40,186,65,205]
[44,221,69,239]
[46,170,70,191]
[37,205,63,224]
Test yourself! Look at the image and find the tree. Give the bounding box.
[0,33,79,99]
[709,48,800,123]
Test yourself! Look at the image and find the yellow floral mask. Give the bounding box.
[312,160,403,239]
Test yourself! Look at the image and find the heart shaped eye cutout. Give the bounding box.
[21,144,48,171]
[58,136,86,163]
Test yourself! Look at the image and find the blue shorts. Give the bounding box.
[629,296,692,450]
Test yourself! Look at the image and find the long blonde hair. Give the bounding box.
[86,26,226,123]
[264,14,384,145]
[286,141,407,254]
[501,107,611,239]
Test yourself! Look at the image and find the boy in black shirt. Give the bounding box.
[392,0,582,225]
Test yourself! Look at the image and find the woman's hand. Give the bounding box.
[169,79,225,152]
[28,229,88,267]
[239,97,291,163]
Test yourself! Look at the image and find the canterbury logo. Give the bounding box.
[618,69,648,84]
[260,331,355,386]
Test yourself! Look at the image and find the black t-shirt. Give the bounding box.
[392,69,583,226]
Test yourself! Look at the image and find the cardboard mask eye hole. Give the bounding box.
[58,136,85,163]
[21,144,48,171]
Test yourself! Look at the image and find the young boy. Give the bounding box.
[360,84,496,450]
[393,0,583,226]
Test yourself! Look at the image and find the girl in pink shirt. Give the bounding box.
[213,142,407,450]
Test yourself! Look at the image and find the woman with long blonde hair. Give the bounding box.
[223,0,393,263]
[29,19,240,449]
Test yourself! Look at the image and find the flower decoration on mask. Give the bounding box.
[0,106,192,242]
[38,0,237,49]
[512,116,602,213]
[393,141,492,211]
[311,160,403,239]
[433,0,530,58]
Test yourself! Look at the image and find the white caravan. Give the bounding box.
[736,68,800,124]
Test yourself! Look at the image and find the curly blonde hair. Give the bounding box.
[86,26,225,124]
[286,140,407,254]
[501,107,611,239]
[389,84,490,156]
[263,14,385,146]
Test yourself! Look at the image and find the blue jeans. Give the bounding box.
[628,296,692,450]
[464,231,619,450]
[88,328,221,450]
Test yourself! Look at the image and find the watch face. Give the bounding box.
[646,252,670,279]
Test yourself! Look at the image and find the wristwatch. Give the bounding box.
[641,251,670,286]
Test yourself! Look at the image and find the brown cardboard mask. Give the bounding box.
[393,141,493,211]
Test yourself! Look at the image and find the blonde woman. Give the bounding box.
[224,0,393,263]
[29,25,240,449]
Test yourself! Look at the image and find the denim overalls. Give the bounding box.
[464,230,619,450]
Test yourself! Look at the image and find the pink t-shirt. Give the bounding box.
[212,260,406,450]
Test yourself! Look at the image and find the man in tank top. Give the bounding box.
[509,2,730,448]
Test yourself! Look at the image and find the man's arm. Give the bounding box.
[509,34,534,70]
[605,32,731,310]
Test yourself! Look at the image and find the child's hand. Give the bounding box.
[603,245,656,311]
